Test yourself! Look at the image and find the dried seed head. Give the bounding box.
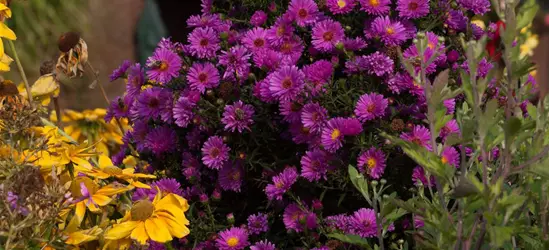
[131,200,154,221]
[57,32,81,53]
[0,80,18,96]
[39,60,56,76]
[8,165,45,199]
[390,119,405,132]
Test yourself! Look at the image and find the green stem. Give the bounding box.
[8,40,33,108]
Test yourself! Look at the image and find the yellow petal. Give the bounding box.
[145,218,172,243]
[128,180,151,189]
[0,3,12,18]
[92,194,112,206]
[99,154,114,168]
[105,221,140,240]
[97,142,110,157]
[0,23,13,40]
[130,221,149,245]
[96,184,130,196]
[130,172,157,179]
[157,212,190,238]
[31,74,59,97]
[75,202,86,224]
[66,231,98,245]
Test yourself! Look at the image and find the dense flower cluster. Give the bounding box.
[106,0,539,248]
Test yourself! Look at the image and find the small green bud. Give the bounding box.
[216,98,224,105]
[220,32,229,40]
[380,179,387,185]
[335,42,345,51]
[371,180,379,186]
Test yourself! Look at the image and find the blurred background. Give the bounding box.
[4,0,549,110]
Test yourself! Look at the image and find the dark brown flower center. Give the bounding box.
[200,38,209,46]
[408,2,418,10]
[210,148,221,157]
[254,39,265,47]
[198,72,208,82]
[367,104,376,113]
[148,98,159,108]
[282,78,293,89]
[323,32,334,41]
[298,9,308,18]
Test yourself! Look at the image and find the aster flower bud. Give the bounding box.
[335,42,345,51]
[312,199,323,210]
[200,193,209,203]
[371,180,379,186]
[212,189,221,201]
[417,32,425,39]
[380,179,387,185]
[219,32,229,40]
[216,98,224,105]
[412,38,419,44]
[227,213,235,224]
[398,239,405,245]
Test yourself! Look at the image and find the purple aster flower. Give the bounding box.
[461,58,493,78]
[283,203,314,232]
[359,0,391,15]
[188,27,220,59]
[201,136,231,169]
[247,213,269,235]
[253,49,284,72]
[105,95,131,122]
[265,167,298,200]
[355,93,388,122]
[325,214,353,232]
[126,63,145,100]
[277,38,304,66]
[471,23,484,40]
[447,50,460,63]
[446,10,468,31]
[440,119,460,140]
[301,149,330,181]
[401,125,432,151]
[222,101,255,133]
[301,103,328,133]
[289,0,320,27]
[321,117,363,152]
[269,65,305,101]
[135,87,173,122]
[201,0,213,13]
[357,147,386,179]
[219,46,252,80]
[187,14,223,29]
[362,52,394,76]
[458,0,491,15]
[311,19,345,52]
[267,17,295,47]
[327,0,357,14]
[218,162,243,192]
[187,62,220,93]
[397,0,430,19]
[350,208,377,238]
[216,227,249,250]
[173,96,196,128]
[157,37,183,52]
[441,147,460,168]
[303,60,333,96]
[250,11,268,26]
[250,240,276,250]
[444,98,456,114]
[280,99,303,123]
[109,60,131,81]
[289,120,316,145]
[242,28,269,51]
[387,72,413,94]
[372,16,407,46]
[146,47,182,83]
[412,166,435,187]
[144,126,177,156]
[254,78,277,103]
[311,247,330,250]
[343,37,368,51]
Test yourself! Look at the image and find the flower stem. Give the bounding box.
[8,40,33,109]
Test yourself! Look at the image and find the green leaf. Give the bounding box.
[519,233,543,249]
[526,102,537,119]
[479,99,500,138]
[516,0,539,31]
[348,165,371,203]
[382,133,455,183]
[431,69,449,105]
[489,226,513,248]
[503,117,522,141]
[451,176,480,198]
[326,233,373,249]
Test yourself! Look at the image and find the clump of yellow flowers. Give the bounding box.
[0,2,189,249]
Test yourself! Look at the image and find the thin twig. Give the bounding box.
[8,40,33,109]
[511,145,549,172]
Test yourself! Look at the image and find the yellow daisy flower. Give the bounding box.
[71,177,131,223]
[78,155,156,189]
[105,192,190,244]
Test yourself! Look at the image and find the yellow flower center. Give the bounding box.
[159,62,168,71]
[441,156,448,164]
[428,42,435,50]
[103,165,123,175]
[131,200,154,221]
[337,0,347,8]
[227,237,239,247]
[331,129,341,140]
[386,27,394,35]
[369,0,379,7]
[367,104,376,113]
[367,158,376,169]
[275,181,284,188]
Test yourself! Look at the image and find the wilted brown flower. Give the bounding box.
[390,118,405,132]
[55,32,88,78]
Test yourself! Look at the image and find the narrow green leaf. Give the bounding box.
[503,117,522,140]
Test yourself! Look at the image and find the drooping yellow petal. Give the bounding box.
[145,218,172,243]
[0,3,12,18]
[97,142,110,157]
[157,212,190,238]
[105,221,140,240]
[65,227,102,246]
[130,221,149,245]
[122,156,138,167]
[75,202,86,224]
[99,154,114,169]
[92,194,112,206]
[0,53,12,72]
[96,184,131,196]
[128,180,151,189]
[103,238,132,250]
[31,74,58,97]
[71,156,91,168]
